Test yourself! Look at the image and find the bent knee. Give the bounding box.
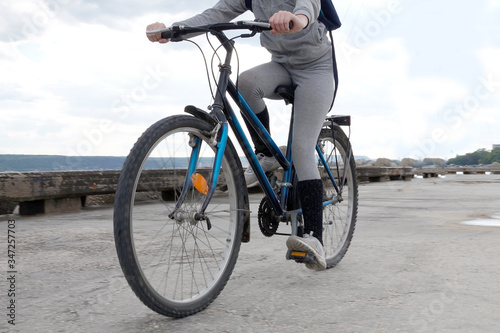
[238,71,261,96]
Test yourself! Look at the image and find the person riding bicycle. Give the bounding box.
[147,0,335,271]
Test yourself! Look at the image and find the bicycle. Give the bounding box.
[113,20,358,318]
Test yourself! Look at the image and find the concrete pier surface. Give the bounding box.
[2,174,500,332]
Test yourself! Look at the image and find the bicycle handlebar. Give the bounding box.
[146,20,292,41]
[145,21,272,40]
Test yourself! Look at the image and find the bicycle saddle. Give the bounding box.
[275,85,295,105]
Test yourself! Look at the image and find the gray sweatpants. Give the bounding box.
[238,51,334,181]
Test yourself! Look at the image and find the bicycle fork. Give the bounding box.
[168,121,229,229]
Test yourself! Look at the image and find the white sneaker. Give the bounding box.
[244,153,279,187]
[286,233,326,271]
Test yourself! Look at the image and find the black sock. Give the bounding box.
[298,179,323,245]
[242,107,272,156]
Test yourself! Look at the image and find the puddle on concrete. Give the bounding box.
[460,213,500,227]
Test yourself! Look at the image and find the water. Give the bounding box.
[460,212,500,227]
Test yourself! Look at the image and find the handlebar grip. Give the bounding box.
[161,31,175,39]
[254,19,292,30]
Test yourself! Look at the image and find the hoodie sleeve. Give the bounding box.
[293,0,321,25]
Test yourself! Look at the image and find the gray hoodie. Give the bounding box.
[176,0,331,69]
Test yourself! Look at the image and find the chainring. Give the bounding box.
[257,197,280,237]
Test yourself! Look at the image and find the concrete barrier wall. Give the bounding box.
[1,167,415,215]
[0,171,120,202]
[0,171,121,215]
[356,166,413,182]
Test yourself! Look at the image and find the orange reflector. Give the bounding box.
[191,173,208,195]
[290,251,306,257]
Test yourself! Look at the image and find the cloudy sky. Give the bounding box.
[1,0,499,160]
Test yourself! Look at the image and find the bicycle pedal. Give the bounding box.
[286,249,315,264]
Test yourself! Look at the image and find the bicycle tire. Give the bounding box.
[317,125,358,269]
[113,115,247,318]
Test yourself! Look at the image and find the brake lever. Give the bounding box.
[240,27,259,38]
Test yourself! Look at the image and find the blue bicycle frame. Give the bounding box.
[172,26,341,224]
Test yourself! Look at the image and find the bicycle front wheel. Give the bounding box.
[317,125,358,269]
[113,115,247,318]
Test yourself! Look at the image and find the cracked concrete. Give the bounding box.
[1,174,500,332]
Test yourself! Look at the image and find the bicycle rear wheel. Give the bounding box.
[113,115,247,318]
[317,125,358,269]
